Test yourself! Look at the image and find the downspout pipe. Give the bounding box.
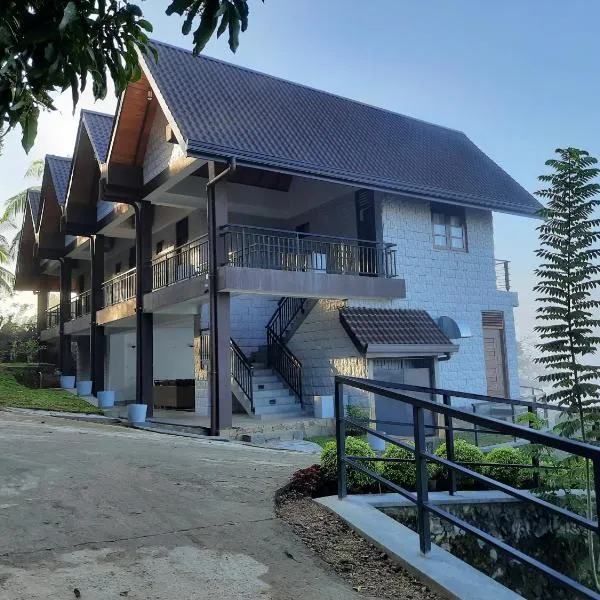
[206,158,236,436]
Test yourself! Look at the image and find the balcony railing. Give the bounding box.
[221,225,397,278]
[152,236,209,291]
[495,259,511,291]
[70,290,91,320]
[102,268,136,308]
[46,305,60,328]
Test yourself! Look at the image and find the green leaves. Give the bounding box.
[59,2,78,31]
[20,107,39,154]
[534,148,600,411]
[166,0,260,54]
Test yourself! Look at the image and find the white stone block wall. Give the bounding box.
[287,299,368,406]
[143,110,185,185]
[229,295,279,357]
[349,195,520,399]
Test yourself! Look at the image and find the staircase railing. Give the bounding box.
[230,337,254,411]
[102,267,136,307]
[265,296,306,403]
[70,290,91,320]
[266,296,307,339]
[266,327,303,403]
[199,331,254,412]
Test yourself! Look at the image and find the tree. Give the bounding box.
[1,160,43,223]
[0,1,259,152]
[534,147,600,587]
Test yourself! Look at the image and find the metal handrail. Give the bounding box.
[101,267,136,307]
[152,236,209,291]
[334,375,600,600]
[230,338,254,410]
[266,328,302,403]
[221,224,397,278]
[70,290,91,320]
[495,259,511,291]
[45,305,60,328]
[266,297,307,339]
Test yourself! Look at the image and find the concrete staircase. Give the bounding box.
[249,363,303,418]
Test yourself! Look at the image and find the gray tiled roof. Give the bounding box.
[143,40,542,217]
[46,155,72,205]
[340,308,453,352]
[26,189,41,230]
[81,110,113,163]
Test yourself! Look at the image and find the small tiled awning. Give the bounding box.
[339,308,459,358]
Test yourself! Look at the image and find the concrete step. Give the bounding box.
[252,368,276,377]
[252,380,285,391]
[253,397,298,409]
[254,403,303,416]
[253,389,293,400]
[252,376,280,385]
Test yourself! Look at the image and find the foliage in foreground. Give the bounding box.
[1,1,260,152]
[320,436,377,492]
[0,370,102,414]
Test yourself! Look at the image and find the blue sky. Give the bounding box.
[1,0,598,341]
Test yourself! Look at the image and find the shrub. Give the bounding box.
[321,436,377,491]
[276,464,325,501]
[483,447,527,487]
[345,404,369,436]
[381,443,417,490]
[431,439,485,486]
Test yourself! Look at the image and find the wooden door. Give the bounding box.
[483,327,507,397]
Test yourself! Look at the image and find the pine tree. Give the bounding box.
[534,147,600,587]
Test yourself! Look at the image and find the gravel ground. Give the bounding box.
[276,496,442,600]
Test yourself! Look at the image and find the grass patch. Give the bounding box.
[0,371,102,414]
[307,434,368,448]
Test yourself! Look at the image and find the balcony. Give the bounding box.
[218,225,405,300]
[102,268,136,308]
[152,236,209,291]
[222,225,397,278]
[71,290,91,319]
[495,259,511,291]
[46,305,60,328]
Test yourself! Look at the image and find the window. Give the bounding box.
[115,262,122,274]
[176,217,189,248]
[156,240,164,255]
[431,205,467,251]
[128,246,136,269]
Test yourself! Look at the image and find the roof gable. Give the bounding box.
[81,110,113,163]
[141,40,542,217]
[46,155,72,205]
[26,189,42,230]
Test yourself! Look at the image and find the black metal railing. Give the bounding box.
[334,375,600,600]
[222,224,397,278]
[102,267,136,307]
[267,328,302,402]
[70,290,91,320]
[198,332,254,411]
[46,305,60,328]
[495,259,511,291]
[230,337,254,410]
[266,296,307,339]
[152,236,209,291]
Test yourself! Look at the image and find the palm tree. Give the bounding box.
[0,232,15,293]
[1,159,43,222]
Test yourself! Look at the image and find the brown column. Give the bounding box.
[90,235,105,395]
[36,284,48,334]
[139,201,154,416]
[207,165,232,432]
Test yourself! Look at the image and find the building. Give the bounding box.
[14,40,542,434]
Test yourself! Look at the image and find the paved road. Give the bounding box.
[0,412,364,600]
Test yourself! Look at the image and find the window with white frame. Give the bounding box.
[431,205,467,251]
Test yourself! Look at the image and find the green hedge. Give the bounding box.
[483,447,528,487]
[321,436,377,491]
[431,439,485,486]
[381,443,417,489]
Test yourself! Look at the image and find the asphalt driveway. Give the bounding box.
[0,412,365,600]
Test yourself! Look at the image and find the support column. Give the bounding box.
[207,163,232,433]
[90,235,105,395]
[59,259,75,375]
[138,201,154,417]
[36,284,48,334]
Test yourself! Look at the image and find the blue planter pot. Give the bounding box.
[128,403,147,424]
[97,390,115,408]
[76,380,93,397]
[60,375,76,389]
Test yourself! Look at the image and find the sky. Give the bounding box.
[1,0,599,343]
